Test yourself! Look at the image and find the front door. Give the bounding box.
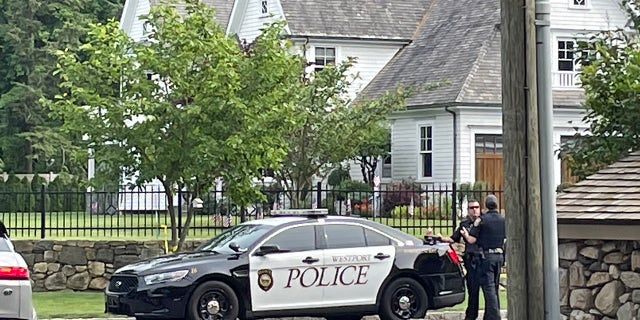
[249,224,324,311]
[320,223,396,307]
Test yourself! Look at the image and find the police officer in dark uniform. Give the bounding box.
[461,194,505,320]
[440,199,482,320]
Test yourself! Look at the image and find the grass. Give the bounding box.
[2,211,456,240]
[33,290,507,319]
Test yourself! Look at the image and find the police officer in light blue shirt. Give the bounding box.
[460,195,505,320]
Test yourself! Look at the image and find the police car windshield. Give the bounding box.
[196,224,274,254]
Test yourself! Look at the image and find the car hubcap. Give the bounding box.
[206,300,220,315]
[391,286,418,319]
[198,290,228,320]
[398,295,410,310]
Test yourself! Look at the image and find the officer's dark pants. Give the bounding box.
[464,256,480,320]
[478,253,504,320]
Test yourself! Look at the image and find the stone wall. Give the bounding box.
[559,239,640,320]
[13,240,202,292]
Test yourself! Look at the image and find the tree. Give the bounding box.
[51,0,303,250]
[275,57,426,207]
[561,0,640,179]
[0,0,124,174]
[352,123,390,185]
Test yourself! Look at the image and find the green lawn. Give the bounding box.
[33,290,507,319]
[2,212,456,240]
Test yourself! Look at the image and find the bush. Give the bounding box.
[382,180,422,216]
[327,167,351,187]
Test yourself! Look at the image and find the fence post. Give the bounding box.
[316,182,322,208]
[177,190,182,236]
[451,182,457,231]
[40,184,46,239]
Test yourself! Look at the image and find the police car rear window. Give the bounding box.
[0,238,12,252]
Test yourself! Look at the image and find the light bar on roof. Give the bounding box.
[271,209,329,216]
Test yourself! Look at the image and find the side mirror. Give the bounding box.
[254,244,282,256]
[228,242,246,253]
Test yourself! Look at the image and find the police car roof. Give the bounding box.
[244,212,359,227]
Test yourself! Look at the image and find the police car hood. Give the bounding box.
[115,251,233,275]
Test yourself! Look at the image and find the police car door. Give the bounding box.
[320,223,395,307]
[249,224,324,311]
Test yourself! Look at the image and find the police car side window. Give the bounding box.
[324,225,366,249]
[364,228,392,246]
[263,225,316,252]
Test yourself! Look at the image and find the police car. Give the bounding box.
[105,209,465,320]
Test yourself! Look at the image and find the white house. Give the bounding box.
[360,0,629,188]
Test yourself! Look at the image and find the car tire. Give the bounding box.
[187,280,240,320]
[379,277,429,320]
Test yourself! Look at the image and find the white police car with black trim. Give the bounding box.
[105,209,465,320]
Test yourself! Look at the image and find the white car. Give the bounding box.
[0,224,37,320]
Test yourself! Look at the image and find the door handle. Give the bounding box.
[374,253,391,260]
[302,256,319,264]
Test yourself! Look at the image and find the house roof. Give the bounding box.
[150,0,234,29]
[556,151,640,225]
[280,0,433,40]
[360,0,585,107]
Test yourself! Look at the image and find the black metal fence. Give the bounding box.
[0,183,503,239]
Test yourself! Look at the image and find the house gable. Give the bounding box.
[121,0,235,42]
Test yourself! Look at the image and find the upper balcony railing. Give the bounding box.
[552,71,581,88]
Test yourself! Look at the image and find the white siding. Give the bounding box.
[127,0,151,42]
[392,106,586,187]
[290,40,403,100]
[457,108,502,183]
[237,0,285,42]
[390,110,454,184]
[550,0,627,32]
[339,43,402,99]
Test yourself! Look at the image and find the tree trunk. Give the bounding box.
[25,140,33,173]
[161,180,178,251]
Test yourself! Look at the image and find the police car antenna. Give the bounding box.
[270,209,328,218]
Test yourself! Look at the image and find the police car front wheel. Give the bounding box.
[187,280,240,320]
[379,277,429,320]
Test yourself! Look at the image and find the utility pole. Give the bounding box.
[501,0,545,318]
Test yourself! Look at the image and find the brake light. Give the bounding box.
[0,267,30,280]
[447,248,461,265]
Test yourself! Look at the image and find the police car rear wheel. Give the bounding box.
[187,281,240,320]
[379,277,428,320]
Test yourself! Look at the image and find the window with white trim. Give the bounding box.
[558,40,576,71]
[314,47,336,72]
[261,0,268,14]
[419,126,433,178]
[571,0,587,7]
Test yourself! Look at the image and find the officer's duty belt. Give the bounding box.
[484,248,503,254]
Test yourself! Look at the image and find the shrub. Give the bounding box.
[382,180,422,216]
[327,166,351,187]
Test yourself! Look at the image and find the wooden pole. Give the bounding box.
[501,0,545,318]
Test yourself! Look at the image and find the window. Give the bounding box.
[419,126,433,177]
[263,225,316,252]
[364,228,392,246]
[558,40,575,71]
[475,134,503,154]
[571,0,586,7]
[324,225,366,249]
[314,47,336,72]
[261,0,268,14]
[382,154,392,178]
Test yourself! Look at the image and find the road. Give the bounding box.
[46,310,508,320]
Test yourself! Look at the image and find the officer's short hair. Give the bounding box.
[485,195,498,210]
